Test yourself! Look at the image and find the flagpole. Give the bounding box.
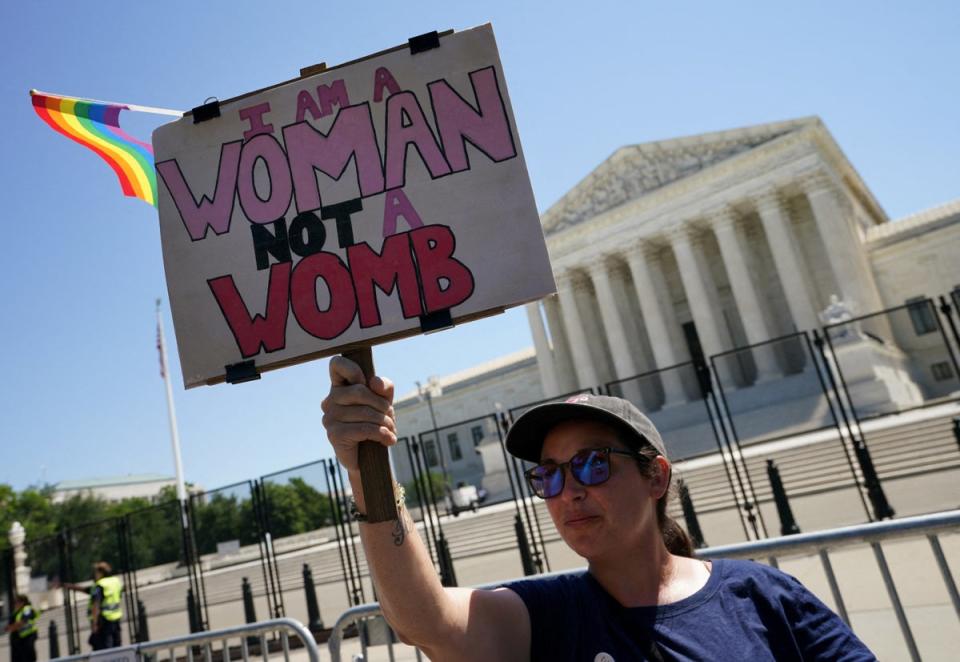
[157,299,187,502]
[30,89,183,117]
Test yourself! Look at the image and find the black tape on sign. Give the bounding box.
[225,360,260,384]
[419,309,454,334]
[408,31,440,54]
[192,100,221,123]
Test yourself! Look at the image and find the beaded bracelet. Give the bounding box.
[350,483,406,522]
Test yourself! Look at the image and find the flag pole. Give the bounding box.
[157,299,187,502]
[157,301,204,626]
[30,89,183,117]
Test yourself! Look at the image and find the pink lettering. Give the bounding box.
[384,92,451,189]
[429,67,515,172]
[239,102,274,141]
[236,134,294,224]
[283,105,385,212]
[295,90,322,123]
[373,67,401,102]
[156,141,242,240]
[382,188,424,236]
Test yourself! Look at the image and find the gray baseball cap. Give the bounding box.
[505,393,668,463]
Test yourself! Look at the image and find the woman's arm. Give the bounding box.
[322,357,530,661]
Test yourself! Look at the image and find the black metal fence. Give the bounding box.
[823,298,960,422]
[7,291,960,657]
[259,458,367,625]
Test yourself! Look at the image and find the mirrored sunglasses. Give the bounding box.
[524,447,646,499]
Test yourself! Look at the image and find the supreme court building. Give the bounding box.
[391,117,960,495]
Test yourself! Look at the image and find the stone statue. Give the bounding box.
[8,521,30,595]
[820,295,861,340]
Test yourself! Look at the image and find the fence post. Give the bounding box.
[137,599,150,643]
[242,577,259,647]
[302,563,324,632]
[678,479,707,548]
[938,295,960,369]
[436,534,458,587]
[57,529,80,655]
[187,587,200,633]
[953,417,960,454]
[48,620,60,659]
[766,460,800,535]
[812,329,895,521]
[242,577,257,623]
[514,515,536,575]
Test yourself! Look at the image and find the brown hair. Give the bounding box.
[632,443,695,558]
[94,561,113,577]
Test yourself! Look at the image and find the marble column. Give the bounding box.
[556,271,600,389]
[543,295,577,392]
[625,242,687,405]
[588,260,639,380]
[753,188,819,333]
[670,225,736,385]
[589,260,647,405]
[802,172,865,306]
[806,172,892,343]
[525,301,560,397]
[710,207,780,381]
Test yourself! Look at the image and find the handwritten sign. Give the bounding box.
[153,24,554,387]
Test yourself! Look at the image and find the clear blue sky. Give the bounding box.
[1,1,957,492]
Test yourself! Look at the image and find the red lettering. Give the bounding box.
[409,226,475,312]
[290,252,357,339]
[208,263,291,358]
[347,233,422,328]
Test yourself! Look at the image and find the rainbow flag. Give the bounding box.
[30,90,161,207]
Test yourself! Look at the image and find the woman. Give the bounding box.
[5,595,39,662]
[321,356,875,661]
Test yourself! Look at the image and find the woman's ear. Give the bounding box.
[650,456,671,499]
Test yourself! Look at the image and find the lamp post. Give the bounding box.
[416,377,450,486]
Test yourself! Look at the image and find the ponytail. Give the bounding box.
[659,512,695,557]
[628,436,698,558]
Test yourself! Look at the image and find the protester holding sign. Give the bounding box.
[152,25,553,389]
[321,356,876,661]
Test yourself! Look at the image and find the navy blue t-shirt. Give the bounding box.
[504,559,875,661]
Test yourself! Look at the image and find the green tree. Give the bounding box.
[261,478,334,538]
[0,482,185,580]
[404,471,449,506]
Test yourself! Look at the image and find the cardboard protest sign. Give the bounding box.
[153,24,555,388]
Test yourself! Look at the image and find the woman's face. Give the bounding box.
[539,419,666,563]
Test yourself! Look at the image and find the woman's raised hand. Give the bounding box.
[321,355,398,473]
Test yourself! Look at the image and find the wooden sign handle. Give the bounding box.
[342,347,399,523]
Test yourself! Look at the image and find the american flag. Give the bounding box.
[157,320,165,379]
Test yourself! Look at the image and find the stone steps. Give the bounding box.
[669,410,959,515]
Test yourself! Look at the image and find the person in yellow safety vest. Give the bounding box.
[64,561,123,650]
[5,594,40,662]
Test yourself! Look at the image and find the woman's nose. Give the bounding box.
[558,466,587,501]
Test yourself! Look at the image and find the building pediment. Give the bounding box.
[541,117,819,235]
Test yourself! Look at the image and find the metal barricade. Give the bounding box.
[51,617,318,662]
[327,510,960,662]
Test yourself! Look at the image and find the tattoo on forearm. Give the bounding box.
[392,517,406,546]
